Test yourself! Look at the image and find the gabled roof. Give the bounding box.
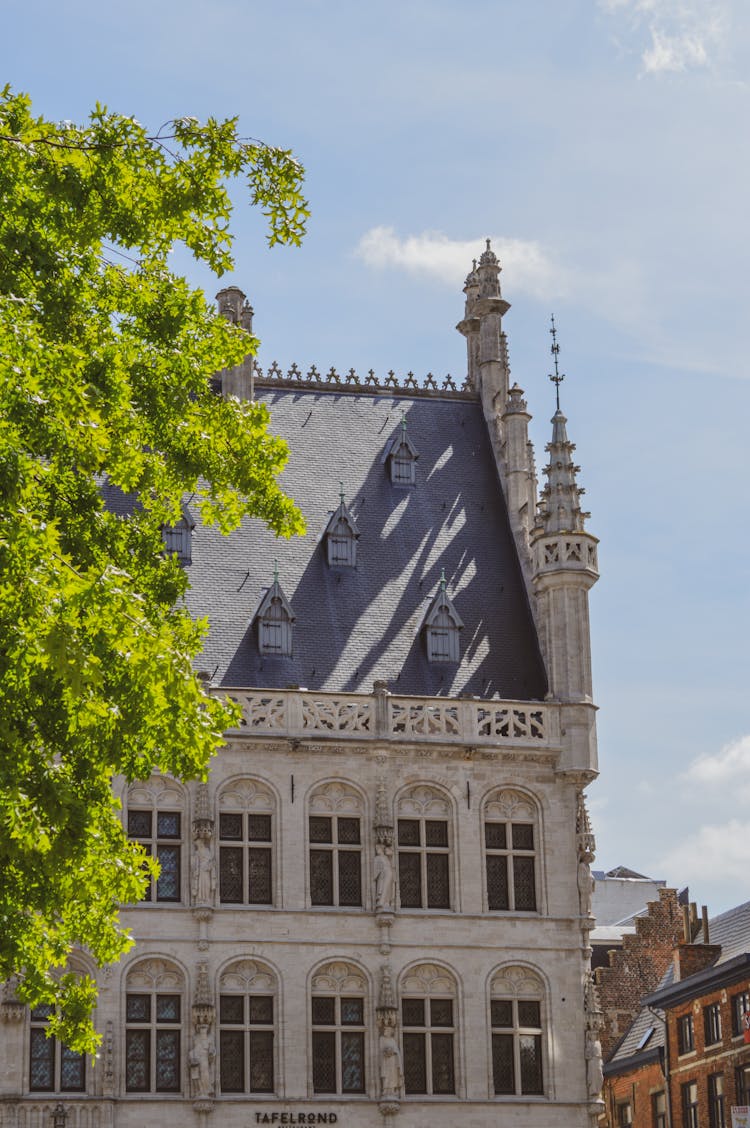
[185,388,547,699]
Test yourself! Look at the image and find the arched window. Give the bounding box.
[218,779,277,906]
[311,962,368,1095]
[400,964,457,1096]
[28,960,90,1094]
[483,789,539,913]
[127,777,185,903]
[396,785,453,910]
[125,959,184,1093]
[490,966,545,1096]
[308,782,365,908]
[218,959,277,1094]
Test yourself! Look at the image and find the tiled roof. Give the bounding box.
[184,387,547,699]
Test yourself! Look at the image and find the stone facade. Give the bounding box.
[0,247,603,1128]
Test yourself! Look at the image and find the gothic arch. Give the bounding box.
[486,962,551,1100]
[127,774,186,810]
[480,786,545,915]
[394,783,459,912]
[306,778,367,816]
[217,776,278,814]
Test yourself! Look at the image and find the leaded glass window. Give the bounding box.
[29,1005,85,1093]
[397,818,450,909]
[219,812,273,905]
[311,995,366,1094]
[127,808,182,902]
[219,993,274,1093]
[484,819,537,912]
[309,815,362,907]
[125,992,181,1092]
[491,997,543,1095]
[401,995,455,1095]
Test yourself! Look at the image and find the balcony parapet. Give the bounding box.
[219,688,557,749]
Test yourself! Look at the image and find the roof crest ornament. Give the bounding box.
[252,363,472,399]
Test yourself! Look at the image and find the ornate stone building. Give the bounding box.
[0,244,603,1127]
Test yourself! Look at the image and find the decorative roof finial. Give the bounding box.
[273,558,279,584]
[549,313,565,411]
[401,410,407,435]
[339,480,345,506]
[440,567,447,593]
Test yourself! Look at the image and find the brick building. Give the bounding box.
[601,900,750,1127]
[0,246,605,1127]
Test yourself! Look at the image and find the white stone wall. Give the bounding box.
[1,712,599,1128]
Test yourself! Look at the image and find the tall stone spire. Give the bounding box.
[531,318,599,706]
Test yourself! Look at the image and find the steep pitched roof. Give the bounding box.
[185,387,546,699]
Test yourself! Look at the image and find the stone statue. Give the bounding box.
[379,1024,403,1098]
[577,857,594,919]
[191,836,216,906]
[585,1031,603,1099]
[374,842,394,911]
[189,1023,215,1098]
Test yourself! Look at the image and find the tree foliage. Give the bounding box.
[0,87,308,1051]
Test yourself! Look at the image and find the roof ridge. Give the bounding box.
[254,361,476,399]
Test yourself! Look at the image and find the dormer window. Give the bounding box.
[325,487,359,568]
[384,415,418,487]
[253,567,295,657]
[162,503,195,566]
[423,572,463,663]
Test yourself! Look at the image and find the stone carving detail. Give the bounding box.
[309,781,364,815]
[391,700,460,737]
[127,775,184,809]
[228,693,287,730]
[219,959,276,993]
[218,778,274,812]
[103,1019,115,1095]
[401,963,455,996]
[191,825,216,908]
[225,689,551,746]
[374,842,395,912]
[476,706,545,741]
[311,962,367,994]
[484,789,536,822]
[1,977,24,1023]
[252,362,469,397]
[577,792,596,923]
[189,1022,215,1098]
[397,785,450,818]
[378,1023,403,1103]
[491,965,543,998]
[584,970,603,1032]
[585,1030,604,1099]
[301,697,372,733]
[126,959,183,992]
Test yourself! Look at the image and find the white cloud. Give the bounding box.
[355,226,566,301]
[659,819,750,885]
[682,733,750,799]
[599,0,729,76]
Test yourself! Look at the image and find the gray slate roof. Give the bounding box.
[185,388,547,699]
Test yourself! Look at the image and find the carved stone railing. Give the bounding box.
[222,689,556,748]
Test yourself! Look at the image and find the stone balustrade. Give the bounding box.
[220,688,556,748]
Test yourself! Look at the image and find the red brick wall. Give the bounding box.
[601,1059,665,1128]
[596,888,685,1059]
[667,979,750,1125]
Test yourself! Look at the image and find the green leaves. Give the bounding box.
[0,88,307,1052]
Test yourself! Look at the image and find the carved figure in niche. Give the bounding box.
[379,1024,403,1098]
[374,842,394,912]
[577,857,594,919]
[189,1023,215,1098]
[585,1031,603,1099]
[191,835,216,906]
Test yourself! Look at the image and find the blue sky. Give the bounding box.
[4,0,748,913]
